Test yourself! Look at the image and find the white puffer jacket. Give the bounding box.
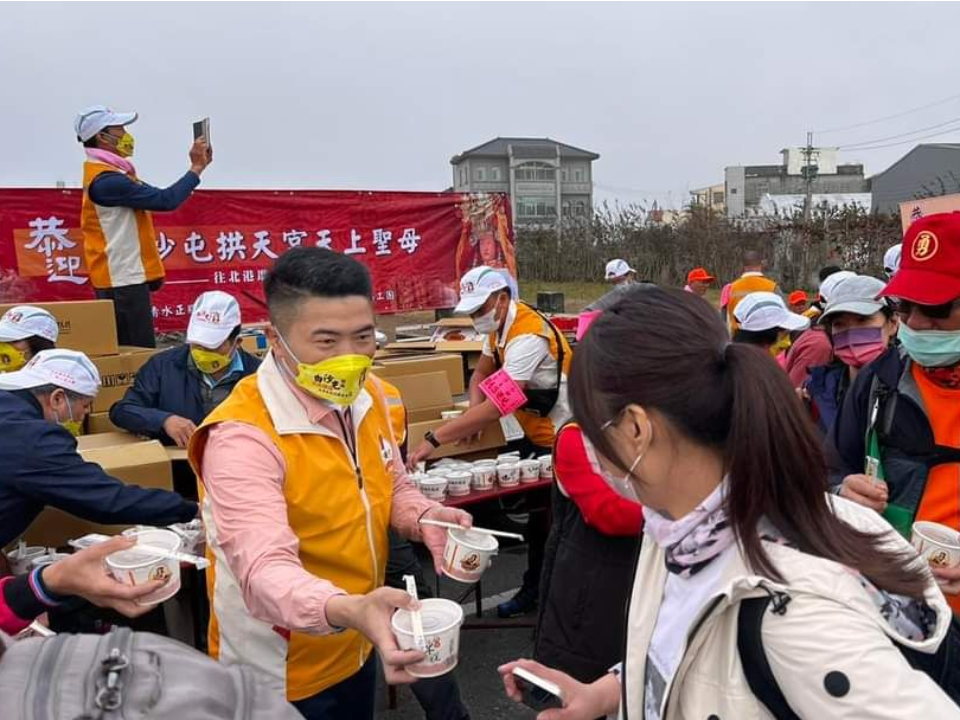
[622,495,960,719]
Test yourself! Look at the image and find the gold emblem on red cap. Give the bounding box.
[912,230,939,262]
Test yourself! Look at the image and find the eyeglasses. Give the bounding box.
[893,298,960,320]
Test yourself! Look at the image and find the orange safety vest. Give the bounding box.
[81,161,165,289]
[188,358,395,702]
[726,273,778,334]
[488,302,572,448]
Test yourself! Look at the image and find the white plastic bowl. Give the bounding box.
[392,599,464,678]
[441,528,498,583]
[105,528,182,606]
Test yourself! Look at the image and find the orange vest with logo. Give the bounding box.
[81,161,165,289]
[188,368,394,702]
[727,273,778,333]
[488,302,572,448]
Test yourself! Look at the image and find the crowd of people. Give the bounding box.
[3,101,960,720]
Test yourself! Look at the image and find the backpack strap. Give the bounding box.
[737,595,802,720]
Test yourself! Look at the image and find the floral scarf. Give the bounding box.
[643,482,936,641]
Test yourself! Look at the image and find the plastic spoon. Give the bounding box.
[418,518,524,541]
[403,574,427,652]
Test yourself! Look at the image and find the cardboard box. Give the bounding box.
[372,353,465,396]
[0,300,119,357]
[85,411,121,435]
[390,371,505,459]
[24,438,174,547]
[91,348,159,413]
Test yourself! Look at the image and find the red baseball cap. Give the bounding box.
[880,213,960,305]
[788,290,808,306]
[687,267,715,284]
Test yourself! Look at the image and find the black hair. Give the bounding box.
[570,287,926,598]
[732,327,781,347]
[25,336,55,356]
[228,325,242,342]
[264,248,372,329]
[82,136,99,149]
[818,265,843,282]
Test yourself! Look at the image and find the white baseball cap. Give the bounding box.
[883,244,902,278]
[818,270,856,302]
[735,292,810,333]
[820,275,888,322]
[0,349,100,397]
[0,306,59,343]
[605,259,635,281]
[187,291,242,349]
[454,266,510,315]
[74,105,138,143]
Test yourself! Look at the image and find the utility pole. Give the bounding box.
[801,131,817,223]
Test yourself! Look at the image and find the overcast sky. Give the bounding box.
[3,2,960,209]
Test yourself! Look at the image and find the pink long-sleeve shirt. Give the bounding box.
[200,374,440,636]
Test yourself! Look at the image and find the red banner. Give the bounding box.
[0,189,516,332]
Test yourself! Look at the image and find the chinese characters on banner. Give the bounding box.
[0,189,515,332]
[899,193,960,232]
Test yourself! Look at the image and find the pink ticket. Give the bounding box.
[479,369,528,415]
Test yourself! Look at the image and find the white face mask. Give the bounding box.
[600,453,642,502]
[472,303,500,335]
[582,433,642,502]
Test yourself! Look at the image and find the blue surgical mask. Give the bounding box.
[898,323,960,368]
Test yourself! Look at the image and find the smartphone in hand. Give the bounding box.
[513,667,564,711]
[193,117,210,143]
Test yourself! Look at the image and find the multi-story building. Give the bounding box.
[450,137,599,227]
[690,183,726,213]
[725,147,868,217]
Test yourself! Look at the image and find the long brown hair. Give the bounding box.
[570,286,926,598]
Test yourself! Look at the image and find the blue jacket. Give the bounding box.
[827,345,954,520]
[0,390,196,546]
[109,345,260,443]
[806,362,849,436]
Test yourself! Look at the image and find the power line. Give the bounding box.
[815,90,960,134]
[842,126,960,153]
[837,115,960,149]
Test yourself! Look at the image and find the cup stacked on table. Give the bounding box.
[412,451,554,501]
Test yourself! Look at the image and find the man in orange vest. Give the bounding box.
[75,105,213,347]
[408,265,573,618]
[189,248,471,719]
[724,249,780,334]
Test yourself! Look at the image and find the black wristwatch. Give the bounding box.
[424,430,441,448]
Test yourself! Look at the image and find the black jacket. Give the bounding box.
[534,483,640,683]
[110,345,260,443]
[0,390,196,546]
[827,345,959,520]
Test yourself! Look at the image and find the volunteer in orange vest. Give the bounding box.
[75,105,213,348]
[408,265,573,619]
[724,249,780,334]
[188,248,471,720]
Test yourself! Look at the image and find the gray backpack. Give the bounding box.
[0,627,303,719]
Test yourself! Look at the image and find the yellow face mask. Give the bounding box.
[0,342,27,372]
[54,395,83,437]
[114,132,135,157]
[191,345,233,375]
[278,334,372,405]
[770,333,792,357]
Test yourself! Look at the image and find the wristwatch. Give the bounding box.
[424,430,441,448]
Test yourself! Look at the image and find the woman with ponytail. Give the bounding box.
[500,287,957,720]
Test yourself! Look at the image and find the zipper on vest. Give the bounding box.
[334,405,381,661]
